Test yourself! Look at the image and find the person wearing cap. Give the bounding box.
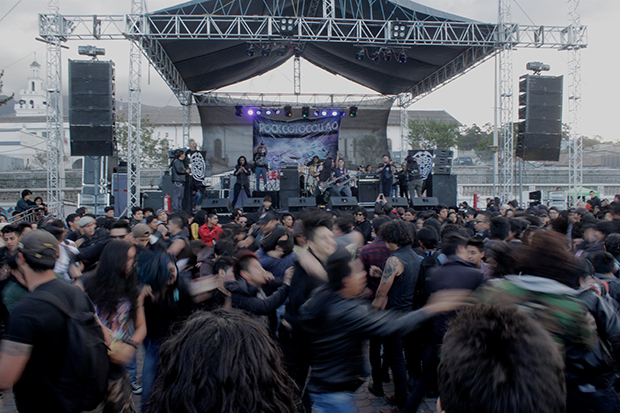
[242,211,280,251]
[0,230,100,412]
[132,223,152,248]
[74,215,97,249]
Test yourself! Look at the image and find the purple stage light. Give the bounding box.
[247,108,255,116]
[321,110,328,116]
[331,110,339,117]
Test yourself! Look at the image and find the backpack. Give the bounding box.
[413,250,441,309]
[32,289,109,413]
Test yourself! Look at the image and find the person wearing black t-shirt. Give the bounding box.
[0,230,98,413]
[253,142,269,192]
[232,156,252,209]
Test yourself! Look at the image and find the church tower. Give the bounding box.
[14,58,47,117]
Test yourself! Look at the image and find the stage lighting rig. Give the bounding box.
[313,110,320,117]
[301,106,309,118]
[256,108,262,115]
[265,109,273,116]
[261,45,271,57]
[391,22,408,40]
[321,109,328,117]
[284,105,293,117]
[356,48,365,61]
[277,46,287,57]
[370,50,380,61]
[349,106,358,117]
[246,44,255,57]
[275,109,281,115]
[383,49,392,62]
[235,106,243,117]
[247,108,255,116]
[78,45,105,57]
[278,17,298,36]
[398,51,407,63]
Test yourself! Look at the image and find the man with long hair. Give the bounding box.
[170,150,189,213]
[231,156,251,208]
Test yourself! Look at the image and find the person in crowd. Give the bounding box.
[489,216,510,241]
[370,221,421,409]
[353,207,372,244]
[253,142,269,191]
[225,250,292,333]
[0,230,108,413]
[189,210,207,241]
[436,204,448,224]
[299,248,469,413]
[44,219,79,283]
[477,231,620,412]
[130,207,144,226]
[465,236,491,279]
[65,213,81,241]
[281,213,294,231]
[403,233,484,413]
[473,211,492,239]
[199,212,223,247]
[231,156,252,208]
[243,210,280,251]
[14,190,38,214]
[132,223,152,249]
[258,226,297,280]
[138,250,193,409]
[74,215,98,249]
[170,149,190,213]
[377,155,394,196]
[146,310,297,413]
[81,240,146,412]
[167,215,191,268]
[333,214,364,254]
[259,195,273,213]
[104,206,115,219]
[437,303,566,413]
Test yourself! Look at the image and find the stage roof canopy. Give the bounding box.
[150,0,496,96]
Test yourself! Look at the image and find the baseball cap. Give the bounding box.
[257,211,278,225]
[132,223,151,239]
[575,207,588,216]
[78,216,95,228]
[18,230,59,266]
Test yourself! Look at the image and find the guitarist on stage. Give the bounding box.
[332,157,353,197]
[314,157,334,203]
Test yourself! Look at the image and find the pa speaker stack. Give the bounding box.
[516,74,563,162]
[431,149,457,206]
[69,60,115,156]
[279,164,299,210]
[328,196,358,211]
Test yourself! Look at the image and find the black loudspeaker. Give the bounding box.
[385,197,409,207]
[143,192,163,211]
[220,176,231,189]
[69,60,115,156]
[280,167,300,192]
[433,166,451,175]
[434,157,452,166]
[280,190,299,210]
[432,175,457,206]
[243,197,264,212]
[435,149,453,158]
[517,74,563,161]
[411,197,439,209]
[328,196,358,211]
[288,197,316,212]
[529,190,542,201]
[358,174,380,203]
[201,198,232,213]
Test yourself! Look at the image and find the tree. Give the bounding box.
[0,70,14,107]
[356,134,388,167]
[115,117,170,168]
[406,118,459,150]
[458,123,494,161]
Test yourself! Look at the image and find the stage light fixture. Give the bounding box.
[265,109,272,116]
[313,110,319,117]
[383,49,392,62]
[331,110,339,117]
[349,106,358,117]
[261,45,271,57]
[235,105,243,117]
[356,49,365,61]
[247,108,255,116]
[301,106,309,118]
[341,111,347,117]
[391,22,407,39]
[246,44,255,57]
[370,50,379,61]
[279,17,297,36]
[294,46,302,58]
[398,52,407,63]
[256,108,262,115]
[275,109,281,115]
[277,46,287,57]
[321,110,328,117]
[284,105,292,117]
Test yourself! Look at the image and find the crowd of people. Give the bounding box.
[0,191,619,413]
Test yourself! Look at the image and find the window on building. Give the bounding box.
[32,81,35,92]
[214,139,222,159]
[29,100,34,108]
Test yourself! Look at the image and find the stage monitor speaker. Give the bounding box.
[358,180,380,203]
[288,197,316,212]
[515,133,562,162]
[280,190,299,210]
[143,193,163,211]
[69,60,115,156]
[529,190,542,201]
[243,197,264,212]
[434,157,452,166]
[435,149,453,158]
[252,191,279,209]
[201,198,231,213]
[280,168,300,192]
[433,166,451,175]
[328,196,358,211]
[411,197,439,209]
[385,197,409,208]
[432,175,457,206]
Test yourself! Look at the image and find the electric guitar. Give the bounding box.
[317,172,359,194]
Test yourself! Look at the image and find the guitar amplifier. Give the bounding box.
[358,173,380,181]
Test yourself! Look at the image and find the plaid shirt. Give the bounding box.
[360,238,391,297]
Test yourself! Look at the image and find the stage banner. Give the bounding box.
[253,116,340,170]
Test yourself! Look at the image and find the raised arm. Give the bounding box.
[372,256,403,310]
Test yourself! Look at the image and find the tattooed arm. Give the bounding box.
[372,256,404,310]
[0,340,32,390]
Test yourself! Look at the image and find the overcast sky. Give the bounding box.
[1,0,618,145]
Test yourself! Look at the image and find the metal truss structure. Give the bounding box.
[43,0,64,217]
[126,0,143,215]
[498,0,515,201]
[39,0,587,210]
[193,92,394,108]
[567,0,583,204]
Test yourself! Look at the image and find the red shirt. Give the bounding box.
[199,223,223,246]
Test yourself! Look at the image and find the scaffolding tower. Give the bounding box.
[567,0,583,204]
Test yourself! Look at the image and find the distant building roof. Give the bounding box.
[30,60,41,68]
